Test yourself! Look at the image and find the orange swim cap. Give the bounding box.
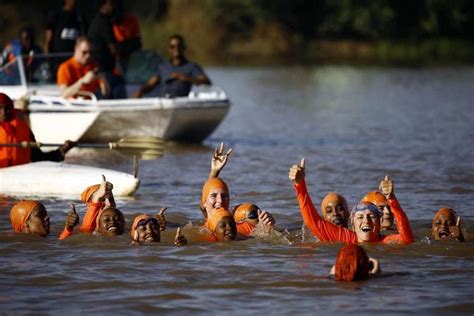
[321,192,348,217]
[207,207,233,232]
[200,178,229,208]
[361,191,387,206]
[81,184,100,203]
[233,203,259,223]
[433,207,457,221]
[10,200,42,232]
[130,214,151,241]
[334,244,370,281]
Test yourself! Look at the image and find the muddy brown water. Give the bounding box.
[1,66,473,314]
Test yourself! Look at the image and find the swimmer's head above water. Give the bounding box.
[321,192,349,228]
[201,177,229,220]
[233,203,260,226]
[432,208,464,242]
[207,207,237,241]
[96,207,125,237]
[361,191,394,231]
[331,244,380,281]
[10,200,50,237]
[351,201,382,243]
[131,214,160,243]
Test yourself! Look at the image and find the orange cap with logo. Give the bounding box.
[10,200,42,232]
[207,207,233,232]
[200,178,229,208]
[130,214,151,240]
[81,184,100,203]
[233,203,259,222]
[321,192,348,217]
[361,191,387,206]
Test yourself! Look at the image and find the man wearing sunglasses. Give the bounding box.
[57,36,109,98]
[133,34,211,98]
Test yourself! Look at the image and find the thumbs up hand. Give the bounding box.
[66,203,80,229]
[379,175,394,199]
[156,207,167,231]
[289,158,305,184]
[174,227,188,246]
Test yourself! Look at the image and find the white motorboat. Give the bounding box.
[0,51,230,143]
[0,161,139,198]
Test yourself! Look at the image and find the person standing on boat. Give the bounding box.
[0,93,75,168]
[87,0,126,99]
[133,34,211,98]
[57,36,109,99]
[44,0,88,54]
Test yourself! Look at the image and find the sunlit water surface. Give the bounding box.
[1,66,473,314]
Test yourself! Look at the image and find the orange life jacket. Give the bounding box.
[0,110,32,167]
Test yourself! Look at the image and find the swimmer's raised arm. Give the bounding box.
[209,142,233,179]
[59,203,80,240]
[289,158,305,184]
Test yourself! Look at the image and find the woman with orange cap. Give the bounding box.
[204,143,275,236]
[203,207,237,242]
[320,192,350,228]
[10,200,50,237]
[130,213,187,245]
[432,207,464,242]
[361,176,396,231]
[0,92,75,168]
[11,200,81,239]
[94,206,125,237]
[232,203,276,236]
[59,175,115,239]
[289,158,414,244]
[330,244,381,281]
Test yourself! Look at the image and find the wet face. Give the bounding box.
[432,212,456,240]
[352,210,380,243]
[380,205,394,230]
[98,208,125,237]
[74,41,93,65]
[24,205,50,237]
[136,218,160,243]
[168,37,185,59]
[214,216,237,241]
[325,201,349,227]
[204,188,230,218]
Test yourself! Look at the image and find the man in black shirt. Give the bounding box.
[87,0,125,98]
[44,0,87,54]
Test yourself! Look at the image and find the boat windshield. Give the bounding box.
[0,50,161,87]
[0,58,23,86]
[0,53,71,87]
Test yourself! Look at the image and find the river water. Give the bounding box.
[1,66,473,314]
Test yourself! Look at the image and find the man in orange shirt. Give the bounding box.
[57,36,108,98]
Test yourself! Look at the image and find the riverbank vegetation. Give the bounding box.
[1,0,473,65]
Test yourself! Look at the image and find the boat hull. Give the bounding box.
[27,93,229,143]
[0,161,140,198]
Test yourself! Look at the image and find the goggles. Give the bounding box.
[136,217,159,228]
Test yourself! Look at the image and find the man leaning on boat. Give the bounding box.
[133,34,211,98]
[0,93,75,168]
